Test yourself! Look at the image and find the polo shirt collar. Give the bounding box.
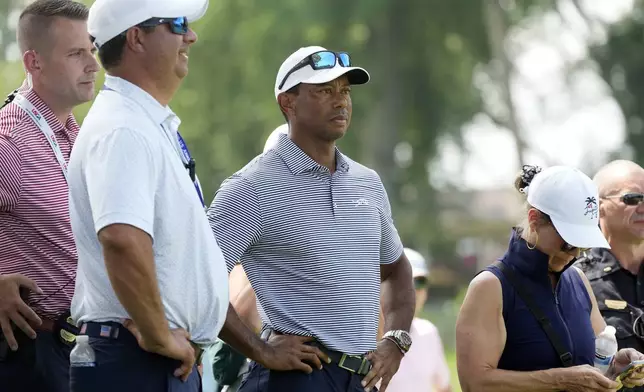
[19,82,77,132]
[103,75,178,127]
[275,133,350,175]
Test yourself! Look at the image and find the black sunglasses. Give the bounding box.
[278,50,351,91]
[138,16,189,35]
[605,192,644,206]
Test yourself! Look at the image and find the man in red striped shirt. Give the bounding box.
[0,1,99,391]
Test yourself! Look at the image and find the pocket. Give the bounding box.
[598,303,637,340]
[166,364,201,392]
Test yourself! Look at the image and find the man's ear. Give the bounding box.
[277,93,295,118]
[22,50,41,77]
[125,27,149,54]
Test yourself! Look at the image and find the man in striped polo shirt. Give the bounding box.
[0,1,99,391]
[208,46,416,392]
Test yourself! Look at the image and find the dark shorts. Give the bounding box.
[238,361,377,392]
[0,329,72,392]
[69,322,201,392]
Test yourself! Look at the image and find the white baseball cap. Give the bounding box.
[274,46,370,99]
[263,124,289,153]
[405,248,429,278]
[525,166,610,249]
[88,0,209,49]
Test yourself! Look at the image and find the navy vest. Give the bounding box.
[485,229,596,371]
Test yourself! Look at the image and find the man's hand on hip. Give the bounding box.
[0,273,42,350]
[258,333,331,374]
[362,338,403,392]
[123,319,195,381]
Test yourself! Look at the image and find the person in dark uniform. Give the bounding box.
[576,160,644,390]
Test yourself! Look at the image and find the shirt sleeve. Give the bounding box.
[84,128,157,237]
[207,175,263,273]
[0,134,22,212]
[378,180,403,264]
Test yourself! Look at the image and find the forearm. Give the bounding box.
[462,368,566,392]
[218,304,268,364]
[102,234,169,348]
[381,262,415,332]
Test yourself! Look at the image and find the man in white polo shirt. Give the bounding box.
[68,2,329,391]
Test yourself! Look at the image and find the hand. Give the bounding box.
[561,364,619,392]
[123,319,195,381]
[609,348,644,388]
[361,338,404,392]
[258,332,331,374]
[0,273,43,351]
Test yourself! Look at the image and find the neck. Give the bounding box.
[289,127,336,172]
[109,66,175,107]
[603,229,644,275]
[31,83,73,126]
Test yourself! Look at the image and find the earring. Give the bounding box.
[527,231,538,250]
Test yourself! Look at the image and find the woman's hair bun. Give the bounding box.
[514,164,542,194]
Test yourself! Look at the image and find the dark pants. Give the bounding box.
[238,361,377,392]
[0,330,72,392]
[70,322,202,392]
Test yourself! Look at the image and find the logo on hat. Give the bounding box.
[584,196,598,219]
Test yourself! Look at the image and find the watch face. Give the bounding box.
[397,331,412,348]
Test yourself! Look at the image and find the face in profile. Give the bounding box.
[37,17,99,107]
[529,212,585,272]
[141,19,198,85]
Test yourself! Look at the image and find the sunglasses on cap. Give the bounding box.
[278,51,352,91]
[138,17,189,35]
[604,192,644,206]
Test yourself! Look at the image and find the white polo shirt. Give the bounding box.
[68,75,229,345]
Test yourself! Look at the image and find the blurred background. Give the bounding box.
[4,0,644,390]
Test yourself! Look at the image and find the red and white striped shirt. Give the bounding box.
[0,83,78,319]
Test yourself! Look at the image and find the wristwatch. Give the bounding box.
[382,330,412,354]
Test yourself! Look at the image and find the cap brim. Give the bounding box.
[551,219,610,249]
[302,66,370,86]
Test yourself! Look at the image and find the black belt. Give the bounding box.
[309,341,371,376]
[260,327,371,376]
[79,322,205,365]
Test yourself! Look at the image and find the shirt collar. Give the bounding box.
[103,75,178,128]
[20,84,78,132]
[274,133,350,175]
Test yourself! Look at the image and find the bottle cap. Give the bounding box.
[76,335,89,344]
[605,326,616,336]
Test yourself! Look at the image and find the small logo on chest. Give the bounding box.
[351,198,370,207]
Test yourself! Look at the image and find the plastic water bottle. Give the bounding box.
[595,325,618,374]
[70,335,96,368]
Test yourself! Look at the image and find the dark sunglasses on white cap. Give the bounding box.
[278,51,351,90]
[136,16,189,35]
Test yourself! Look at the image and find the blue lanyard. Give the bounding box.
[177,132,206,208]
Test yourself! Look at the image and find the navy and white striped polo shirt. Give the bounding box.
[207,133,403,355]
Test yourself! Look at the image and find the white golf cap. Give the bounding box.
[405,248,429,278]
[526,166,610,249]
[274,46,370,99]
[263,124,289,153]
[88,0,209,49]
